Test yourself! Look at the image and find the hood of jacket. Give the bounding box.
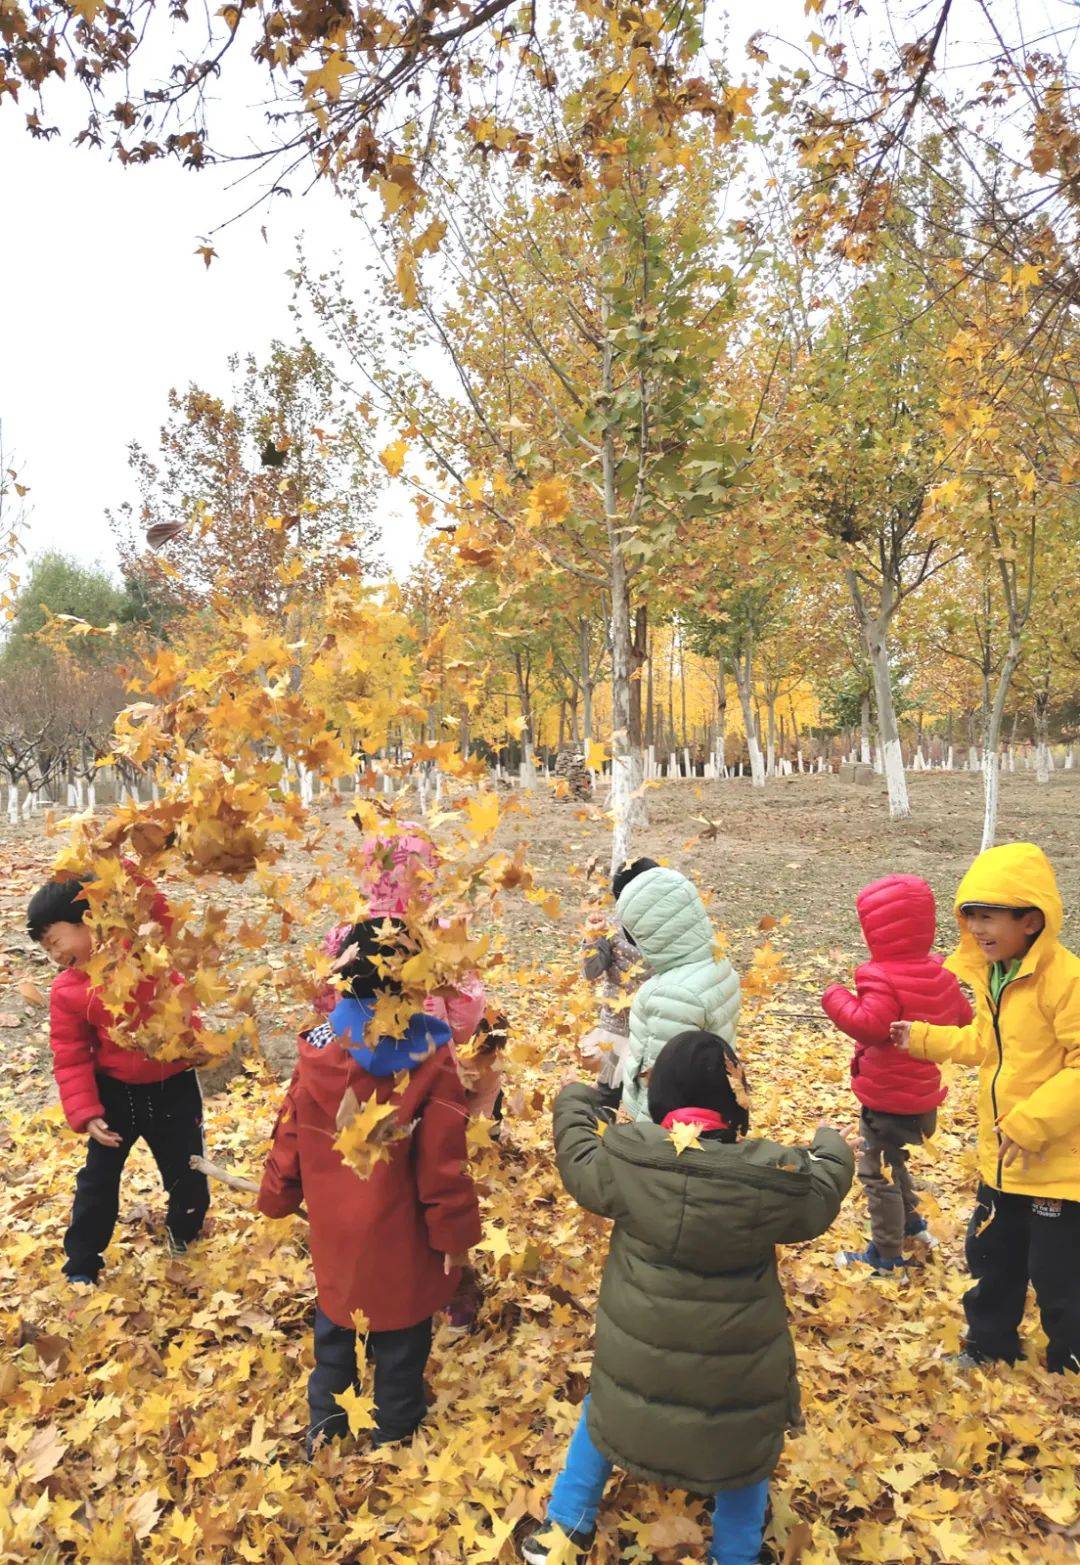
[296,1000,452,1118]
[360,826,438,918]
[857,873,936,961]
[616,866,716,975]
[948,842,1063,985]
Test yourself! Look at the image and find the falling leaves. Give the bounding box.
[333,1094,411,1180]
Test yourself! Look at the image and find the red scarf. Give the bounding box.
[660,1107,729,1132]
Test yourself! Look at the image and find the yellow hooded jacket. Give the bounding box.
[908,842,1080,1200]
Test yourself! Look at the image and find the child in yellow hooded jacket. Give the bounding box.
[892,842,1080,1373]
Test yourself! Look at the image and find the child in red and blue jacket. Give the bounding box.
[28,875,209,1284]
[822,874,972,1274]
[257,918,481,1455]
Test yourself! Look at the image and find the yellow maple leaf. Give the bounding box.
[465,792,500,838]
[334,1094,410,1180]
[379,438,408,477]
[333,1383,378,1437]
[668,1121,703,1156]
[303,50,356,103]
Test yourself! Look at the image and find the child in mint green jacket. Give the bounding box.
[614,859,741,1121]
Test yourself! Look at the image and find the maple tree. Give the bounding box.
[110,342,378,615]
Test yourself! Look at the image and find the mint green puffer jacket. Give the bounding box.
[616,866,741,1121]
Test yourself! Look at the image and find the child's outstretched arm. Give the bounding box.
[768,1127,856,1244]
[582,936,614,983]
[893,1016,983,1066]
[256,1074,305,1219]
[821,971,901,1047]
[553,1082,625,1219]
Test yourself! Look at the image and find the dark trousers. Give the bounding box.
[857,1107,937,1258]
[308,1308,432,1451]
[63,1071,210,1280]
[964,1182,1080,1373]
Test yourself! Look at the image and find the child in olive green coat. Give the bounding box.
[522,1031,855,1565]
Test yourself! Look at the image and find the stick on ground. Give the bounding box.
[189,1154,259,1194]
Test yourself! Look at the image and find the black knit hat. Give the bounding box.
[647,1030,750,1138]
[336,918,407,1000]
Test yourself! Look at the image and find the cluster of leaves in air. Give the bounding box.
[38,539,571,1181]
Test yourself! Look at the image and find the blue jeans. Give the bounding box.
[547,1399,768,1564]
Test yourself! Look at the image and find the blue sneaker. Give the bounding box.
[835,1243,910,1276]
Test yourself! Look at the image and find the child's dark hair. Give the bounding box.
[27,879,89,942]
[612,856,659,902]
[336,918,407,1000]
[647,1030,750,1142]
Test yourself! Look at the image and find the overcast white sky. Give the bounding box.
[3,0,1062,589]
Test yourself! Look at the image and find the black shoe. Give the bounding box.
[520,1523,595,1562]
[165,1229,189,1256]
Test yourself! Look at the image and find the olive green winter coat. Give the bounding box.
[616,866,741,1121]
[553,1084,854,1492]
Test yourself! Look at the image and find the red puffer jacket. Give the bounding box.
[48,878,194,1133]
[822,874,973,1115]
[49,969,194,1132]
[257,1019,482,1331]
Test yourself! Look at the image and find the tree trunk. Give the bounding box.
[579,619,595,746]
[980,632,1023,851]
[847,570,910,820]
[1034,684,1051,785]
[717,650,727,765]
[734,639,766,787]
[765,697,777,779]
[679,625,688,750]
[645,631,654,750]
[860,691,872,765]
[513,649,536,789]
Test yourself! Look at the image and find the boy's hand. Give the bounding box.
[890,1021,912,1051]
[999,1132,1034,1171]
[87,1118,123,1148]
[443,1251,470,1275]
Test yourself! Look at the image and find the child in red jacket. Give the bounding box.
[257,919,482,1456]
[822,874,972,1275]
[28,876,209,1284]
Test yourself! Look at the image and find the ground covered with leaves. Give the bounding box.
[2,774,1079,1562]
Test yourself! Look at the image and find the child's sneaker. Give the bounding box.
[67,1275,95,1287]
[520,1523,594,1563]
[165,1229,189,1256]
[835,1243,910,1276]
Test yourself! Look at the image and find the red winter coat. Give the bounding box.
[48,877,194,1133]
[257,1020,482,1331]
[821,874,973,1115]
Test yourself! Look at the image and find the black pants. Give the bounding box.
[308,1308,432,1452]
[63,1071,210,1280]
[964,1182,1080,1373]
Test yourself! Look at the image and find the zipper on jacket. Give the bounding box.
[990,998,1005,1188]
[988,970,1021,1190]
